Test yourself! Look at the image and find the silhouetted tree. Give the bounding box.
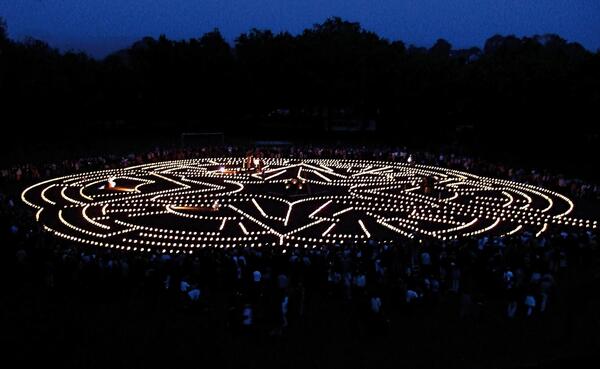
[0,15,598,165]
[430,38,452,58]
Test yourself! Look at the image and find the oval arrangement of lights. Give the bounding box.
[21,158,597,253]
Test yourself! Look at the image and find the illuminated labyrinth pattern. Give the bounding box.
[22,158,596,253]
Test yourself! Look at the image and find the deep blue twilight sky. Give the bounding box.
[1,0,600,58]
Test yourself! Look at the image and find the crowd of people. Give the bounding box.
[3,145,599,200]
[1,144,599,337]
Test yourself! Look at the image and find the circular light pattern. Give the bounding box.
[21,158,597,253]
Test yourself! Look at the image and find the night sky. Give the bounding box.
[2,0,599,58]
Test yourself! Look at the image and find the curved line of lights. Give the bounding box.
[20,157,596,253]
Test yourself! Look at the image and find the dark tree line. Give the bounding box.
[1,17,599,160]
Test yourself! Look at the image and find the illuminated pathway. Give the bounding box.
[21,158,597,253]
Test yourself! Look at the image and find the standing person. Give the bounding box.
[241,303,253,335]
[524,292,536,317]
[506,287,518,319]
[539,273,554,313]
[450,263,461,293]
[187,284,201,303]
[354,271,367,300]
[369,293,387,334]
[251,269,262,301]
[370,295,382,314]
[281,295,289,329]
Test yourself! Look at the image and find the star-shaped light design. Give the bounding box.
[21,158,597,253]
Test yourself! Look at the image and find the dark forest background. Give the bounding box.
[1,17,599,176]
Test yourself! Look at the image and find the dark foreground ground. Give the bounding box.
[2,261,600,369]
